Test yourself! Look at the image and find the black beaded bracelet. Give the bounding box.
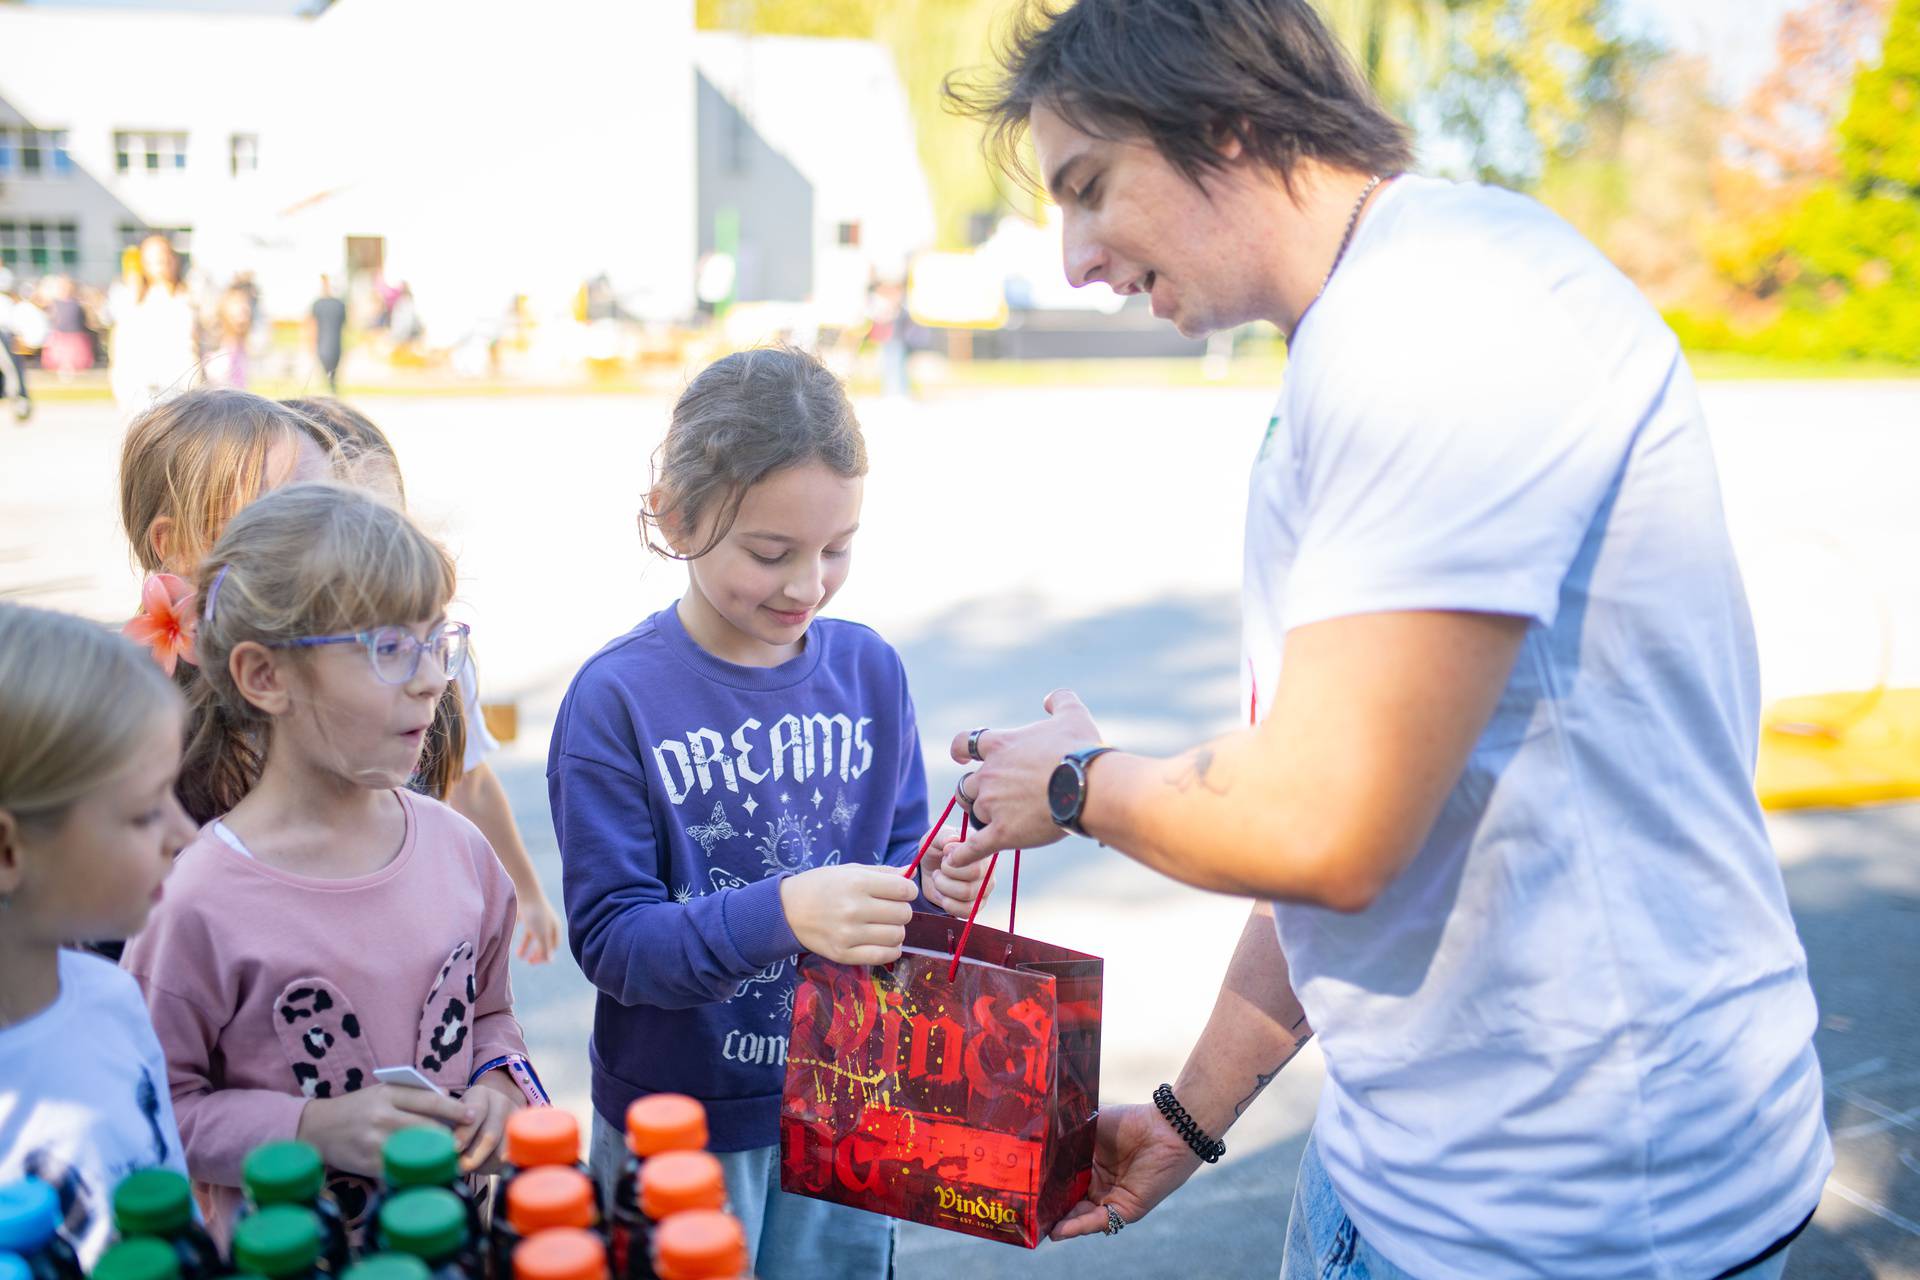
[1153,1083,1225,1164]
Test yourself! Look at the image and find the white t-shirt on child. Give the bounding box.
[1244,175,1831,1279]
[0,950,187,1266]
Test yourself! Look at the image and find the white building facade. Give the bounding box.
[0,0,699,332]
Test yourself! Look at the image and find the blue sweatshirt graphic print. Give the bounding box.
[549,606,930,1150]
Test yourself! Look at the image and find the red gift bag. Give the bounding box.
[779,805,1103,1247]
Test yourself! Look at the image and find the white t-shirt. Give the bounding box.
[0,951,188,1267]
[1244,175,1831,1279]
[456,656,500,776]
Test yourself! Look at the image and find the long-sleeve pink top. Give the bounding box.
[123,789,526,1235]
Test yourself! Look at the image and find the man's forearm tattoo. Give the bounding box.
[1169,746,1231,796]
[1234,1015,1314,1118]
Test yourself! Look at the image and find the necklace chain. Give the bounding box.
[1321,173,1384,296]
[1291,172,1386,339]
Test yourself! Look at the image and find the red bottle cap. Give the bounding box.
[638,1152,726,1221]
[623,1095,708,1158]
[512,1228,606,1280]
[505,1109,581,1170]
[505,1167,597,1235]
[653,1211,747,1280]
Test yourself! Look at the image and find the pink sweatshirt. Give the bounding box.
[123,790,526,1236]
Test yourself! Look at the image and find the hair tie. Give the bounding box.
[203,564,231,623]
[123,572,198,677]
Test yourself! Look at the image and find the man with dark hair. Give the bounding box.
[939,3,1829,1277]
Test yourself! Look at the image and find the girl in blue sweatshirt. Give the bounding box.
[549,346,986,1279]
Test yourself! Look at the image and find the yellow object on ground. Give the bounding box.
[1756,686,1920,810]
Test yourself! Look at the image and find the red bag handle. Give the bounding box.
[900,785,1021,980]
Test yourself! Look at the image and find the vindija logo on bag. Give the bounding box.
[933,1185,1017,1226]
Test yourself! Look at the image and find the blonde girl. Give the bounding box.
[0,603,197,1265]
[122,483,542,1244]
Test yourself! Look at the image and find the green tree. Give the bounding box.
[1434,0,1652,189]
[1675,0,1918,361]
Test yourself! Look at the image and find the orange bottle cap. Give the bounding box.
[505,1108,581,1169]
[505,1167,597,1235]
[624,1095,708,1157]
[512,1228,607,1280]
[653,1211,747,1280]
[638,1152,726,1221]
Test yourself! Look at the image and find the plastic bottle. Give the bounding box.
[230,1206,325,1280]
[377,1189,480,1280]
[488,1168,596,1280]
[337,1254,429,1280]
[113,1169,224,1279]
[606,1098,705,1280]
[0,1251,29,1280]
[511,1230,605,1280]
[650,1213,747,1280]
[626,1155,726,1280]
[0,1179,84,1280]
[93,1238,181,1280]
[241,1144,350,1277]
[379,1130,483,1247]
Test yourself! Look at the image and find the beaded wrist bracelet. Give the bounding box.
[1153,1083,1225,1164]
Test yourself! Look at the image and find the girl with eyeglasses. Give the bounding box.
[122,483,544,1249]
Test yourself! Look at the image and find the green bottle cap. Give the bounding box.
[243,1142,325,1206]
[381,1128,459,1189]
[378,1189,467,1265]
[112,1169,196,1237]
[93,1239,181,1280]
[232,1205,322,1278]
[341,1255,432,1280]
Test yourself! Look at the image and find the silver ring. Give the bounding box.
[966,727,989,762]
[1103,1204,1126,1236]
[956,772,984,826]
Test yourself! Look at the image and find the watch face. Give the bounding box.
[1047,760,1079,825]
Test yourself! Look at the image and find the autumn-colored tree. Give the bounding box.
[1670,0,1918,360]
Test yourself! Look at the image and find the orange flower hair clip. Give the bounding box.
[123,573,198,676]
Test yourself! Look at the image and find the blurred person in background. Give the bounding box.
[0,268,31,423]
[40,275,94,380]
[309,274,347,392]
[110,235,200,416]
[206,283,255,389]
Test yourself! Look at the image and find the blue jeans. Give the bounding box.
[1279,1133,1793,1280]
[589,1111,893,1280]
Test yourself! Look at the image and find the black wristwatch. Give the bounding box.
[1048,746,1116,837]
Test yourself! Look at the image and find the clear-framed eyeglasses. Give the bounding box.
[271,622,470,686]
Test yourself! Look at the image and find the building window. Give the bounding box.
[1,128,70,178]
[230,133,258,176]
[0,220,81,272]
[114,131,188,175]
[836,221,862,248]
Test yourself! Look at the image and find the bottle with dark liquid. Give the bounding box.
[112,1170,224,1279]
[511,1230,605,1280]
[379,1130,483,1248]
[242,1143,350,1277]
[606,1097,705,1280]
[628,1155,726,1280]
[0,1179,84,1280]
[650,1213,747,1280]
[377,1189,481,1280]
[337,1254,430,1280]
[231,1206,326,1280]
[93,1237,182,1280]
[488,1168,596,1280]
